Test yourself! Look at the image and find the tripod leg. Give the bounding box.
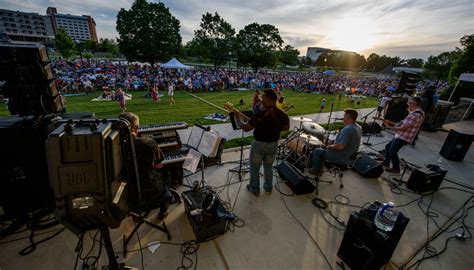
[101,227,119,270]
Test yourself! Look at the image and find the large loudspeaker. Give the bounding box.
[337,203,409,270]
[0,43,62,116]
[352,152,384,178]
[46,119,134,234]
[0,116,55,217]
[396,71,420,95]
[406,165,448,193]
[276,161,315,195]
[384,97,408,124]
[439,129,473,162]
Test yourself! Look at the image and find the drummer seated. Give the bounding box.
[310,109,361,174]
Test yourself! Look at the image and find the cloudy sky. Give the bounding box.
[2,0,473,59]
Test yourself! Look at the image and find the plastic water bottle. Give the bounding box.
[374,202,399,232]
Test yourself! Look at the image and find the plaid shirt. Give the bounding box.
[395,108,425,143]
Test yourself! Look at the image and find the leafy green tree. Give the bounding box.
[423,51,458,82]
[116,0,181,65]
[192,12,235,69]
[404,58,424,68]
[97,38,119,54]
[279,45,300,66]
[236,23,283,71]
[449,34,474,83]
[81,40,98,52]
[55,27,75,59]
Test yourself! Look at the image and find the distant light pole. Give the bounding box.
[75,39,83,65]
[228,51,232,69]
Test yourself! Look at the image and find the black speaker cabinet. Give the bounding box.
[352,152,384,178]
[384,97,408,124]
[439,129,473,162]
[337,206,409,270]
[276,161,315,195]
[406,165,448,193]
[362,122,382,134]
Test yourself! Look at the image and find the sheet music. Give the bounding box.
[182,148,202,173]
[198,130,221,157]
[187,126,204,150]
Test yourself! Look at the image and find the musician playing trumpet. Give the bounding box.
[237,89,289,196]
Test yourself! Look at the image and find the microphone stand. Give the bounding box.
[312,101,335,194]
[361,108,378,146]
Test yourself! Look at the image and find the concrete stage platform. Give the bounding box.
[0,121,473,270]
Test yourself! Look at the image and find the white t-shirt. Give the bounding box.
[168,85,174,96]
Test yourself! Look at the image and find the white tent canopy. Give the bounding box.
[160,58,190,69]
[448,73,474,101]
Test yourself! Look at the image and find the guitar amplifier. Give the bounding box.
[182,190,228,241]
[406,165,447,193]
[337,202,409,270]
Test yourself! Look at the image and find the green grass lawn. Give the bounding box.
[0,90,378,125]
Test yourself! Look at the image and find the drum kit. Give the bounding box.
[277,116,328,173]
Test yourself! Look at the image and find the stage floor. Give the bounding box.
[0,122,473,270]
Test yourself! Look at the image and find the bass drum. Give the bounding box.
[302,122,326,141]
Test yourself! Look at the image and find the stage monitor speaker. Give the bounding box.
[439,129,473,162]
[352,152,384,178]
[276,161,315,195]
[406,165,447,193]
[362,122,382,134]
[384,97,408,124]
[337,203,409,270]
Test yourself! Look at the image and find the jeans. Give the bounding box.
[384,138,408,170]
[311,148,343,172]
[249,140,278,192]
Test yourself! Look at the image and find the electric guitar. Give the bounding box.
[372,117,396,126]
[224,102,251,121]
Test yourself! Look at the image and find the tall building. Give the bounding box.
[46,7,98,42]
[0,9,54,44]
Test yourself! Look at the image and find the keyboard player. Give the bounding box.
[119,112,171,221]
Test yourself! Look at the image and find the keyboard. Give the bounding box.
[138,122,188,133]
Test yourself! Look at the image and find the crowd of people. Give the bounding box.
[52,59,447,98]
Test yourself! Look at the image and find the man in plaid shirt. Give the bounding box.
[381,97,424,173]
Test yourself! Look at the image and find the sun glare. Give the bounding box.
[326,17,379,52]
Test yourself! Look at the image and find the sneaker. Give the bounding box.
[385,167,400,174]
[264,189,272,194]
[157,210,169,221]
[382,163,390,168]
[246,184,260,197]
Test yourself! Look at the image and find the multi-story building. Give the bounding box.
[0,9,54,44]
[46,7,97,42]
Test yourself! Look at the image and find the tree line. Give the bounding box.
[54,0,472,84]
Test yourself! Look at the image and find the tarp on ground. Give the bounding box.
[160,58,190,69]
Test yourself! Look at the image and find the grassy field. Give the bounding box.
[0,90,379,125]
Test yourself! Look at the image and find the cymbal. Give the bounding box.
[291,116,313,122]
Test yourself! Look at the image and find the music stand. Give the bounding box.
[185,124,223,187]
[228,111,253,181]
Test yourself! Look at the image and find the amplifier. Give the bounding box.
[352,152,384,178]
[337,202,409,270]
[182,190,228,241]
[406,165,447,193]
[276,161,315,195]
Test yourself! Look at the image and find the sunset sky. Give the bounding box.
[2,0,473,59]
